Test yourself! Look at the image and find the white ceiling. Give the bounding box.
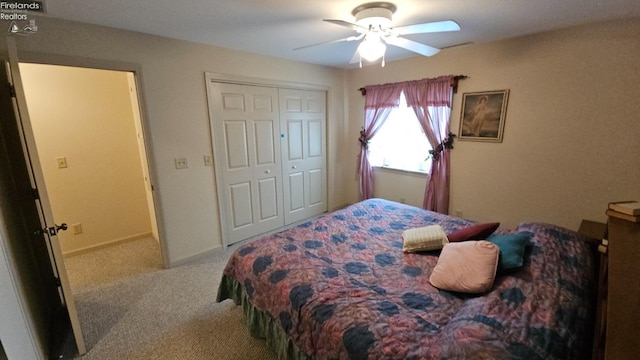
[42,0,640,69]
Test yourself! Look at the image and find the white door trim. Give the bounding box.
[206,72,330,92]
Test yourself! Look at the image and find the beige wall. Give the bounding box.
[19,64,152,255]
[372,169,427,209]
[0,15,348,265]
[347,17,640,230]
[4,14,638,265]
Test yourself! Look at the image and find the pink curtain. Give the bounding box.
[403,76,455,213]
[358,83,403,200]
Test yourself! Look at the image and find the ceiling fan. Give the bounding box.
[295,2,461,67]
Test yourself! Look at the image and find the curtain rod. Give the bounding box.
[358,75,468,96]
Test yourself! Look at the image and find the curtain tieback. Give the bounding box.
[358,129,369,149]
[428,132,456,161]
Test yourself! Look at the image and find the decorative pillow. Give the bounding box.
[486,233,530,272]
[402,225,449,252]
[429,240,499,293]
[446,222,500,242]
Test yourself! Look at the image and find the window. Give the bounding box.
[368,92,432,173]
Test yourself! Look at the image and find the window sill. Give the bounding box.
[372,166,429,177]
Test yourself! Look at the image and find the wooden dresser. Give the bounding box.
[604,213,640,359]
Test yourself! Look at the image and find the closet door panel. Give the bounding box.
[258,177,279,221]
[308,120,322,158]
[254,120,276,165]
[309,169,324,206]
[280,88,327,225]
[287,120,304,160]
[230,182,253,228]
[209,82,283,245]
[288,172,305,211]
[224,121,249,169]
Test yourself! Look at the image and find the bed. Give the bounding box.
[216,198,596,359]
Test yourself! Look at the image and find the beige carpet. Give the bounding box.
[64,238,277,360]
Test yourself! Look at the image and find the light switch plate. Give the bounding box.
[204,155,213,166]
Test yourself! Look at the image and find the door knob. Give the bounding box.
[265,170,270,174]
[36,223,68,236]
[292,166,297,169]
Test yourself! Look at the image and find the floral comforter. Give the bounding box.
[217,199,595,359]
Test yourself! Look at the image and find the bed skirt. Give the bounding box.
[217,274,309,360]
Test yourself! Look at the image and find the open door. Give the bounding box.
[5,39,86,355]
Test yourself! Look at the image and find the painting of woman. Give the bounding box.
[459,90,509,142]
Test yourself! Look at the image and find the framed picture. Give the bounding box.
[458,90,509,142]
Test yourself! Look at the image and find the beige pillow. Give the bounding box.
[429,240,499,293]
[402,225,449,253]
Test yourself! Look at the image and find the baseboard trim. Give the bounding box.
[330,202,351,212]
[169,246,223,268]
[63,232,153,258]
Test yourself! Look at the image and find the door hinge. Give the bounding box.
[8,83,16,98]
[32,188,39,199]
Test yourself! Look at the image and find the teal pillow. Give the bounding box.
[487,233,530,272]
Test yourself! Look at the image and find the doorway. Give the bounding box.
[17,63,162,289]
[19,63,159,256]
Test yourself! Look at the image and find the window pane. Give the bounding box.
[369,93,432,173]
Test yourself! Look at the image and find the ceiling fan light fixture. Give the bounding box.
[358,34,386,61]
[303,2,459,66]
[352,2,396,30]
[354,7,393,29]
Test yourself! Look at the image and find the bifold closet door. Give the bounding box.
[279,88,327,224]
[209,82,284,245]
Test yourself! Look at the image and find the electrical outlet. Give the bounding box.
[174,158,188,169]
[56,157,68,168]
[399,198,406,204]
[72,223,82,234]
[204,155,213,166]
[455,210,463,218]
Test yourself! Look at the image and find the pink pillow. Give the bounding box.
[446,222,500,242]
[429,240,499,293]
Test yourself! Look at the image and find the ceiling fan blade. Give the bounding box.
[392,20,460,35]
[384,36,440,57]
[349,47,361,64]
[323,19,368,32]
[293,34,363,51]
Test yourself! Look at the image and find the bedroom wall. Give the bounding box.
[346,17,640,230]
[0,15,348,265]
[19,64,152,255]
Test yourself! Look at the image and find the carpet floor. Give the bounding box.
[64,238,277,360]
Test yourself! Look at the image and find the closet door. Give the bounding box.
[209,82,283,245]
[279,88,327,224]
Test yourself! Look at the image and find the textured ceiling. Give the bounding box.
[41,0,640,68]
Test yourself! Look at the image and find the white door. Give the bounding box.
[279,88,327,224]
[209,82,284,245]
[6,39,87,355]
